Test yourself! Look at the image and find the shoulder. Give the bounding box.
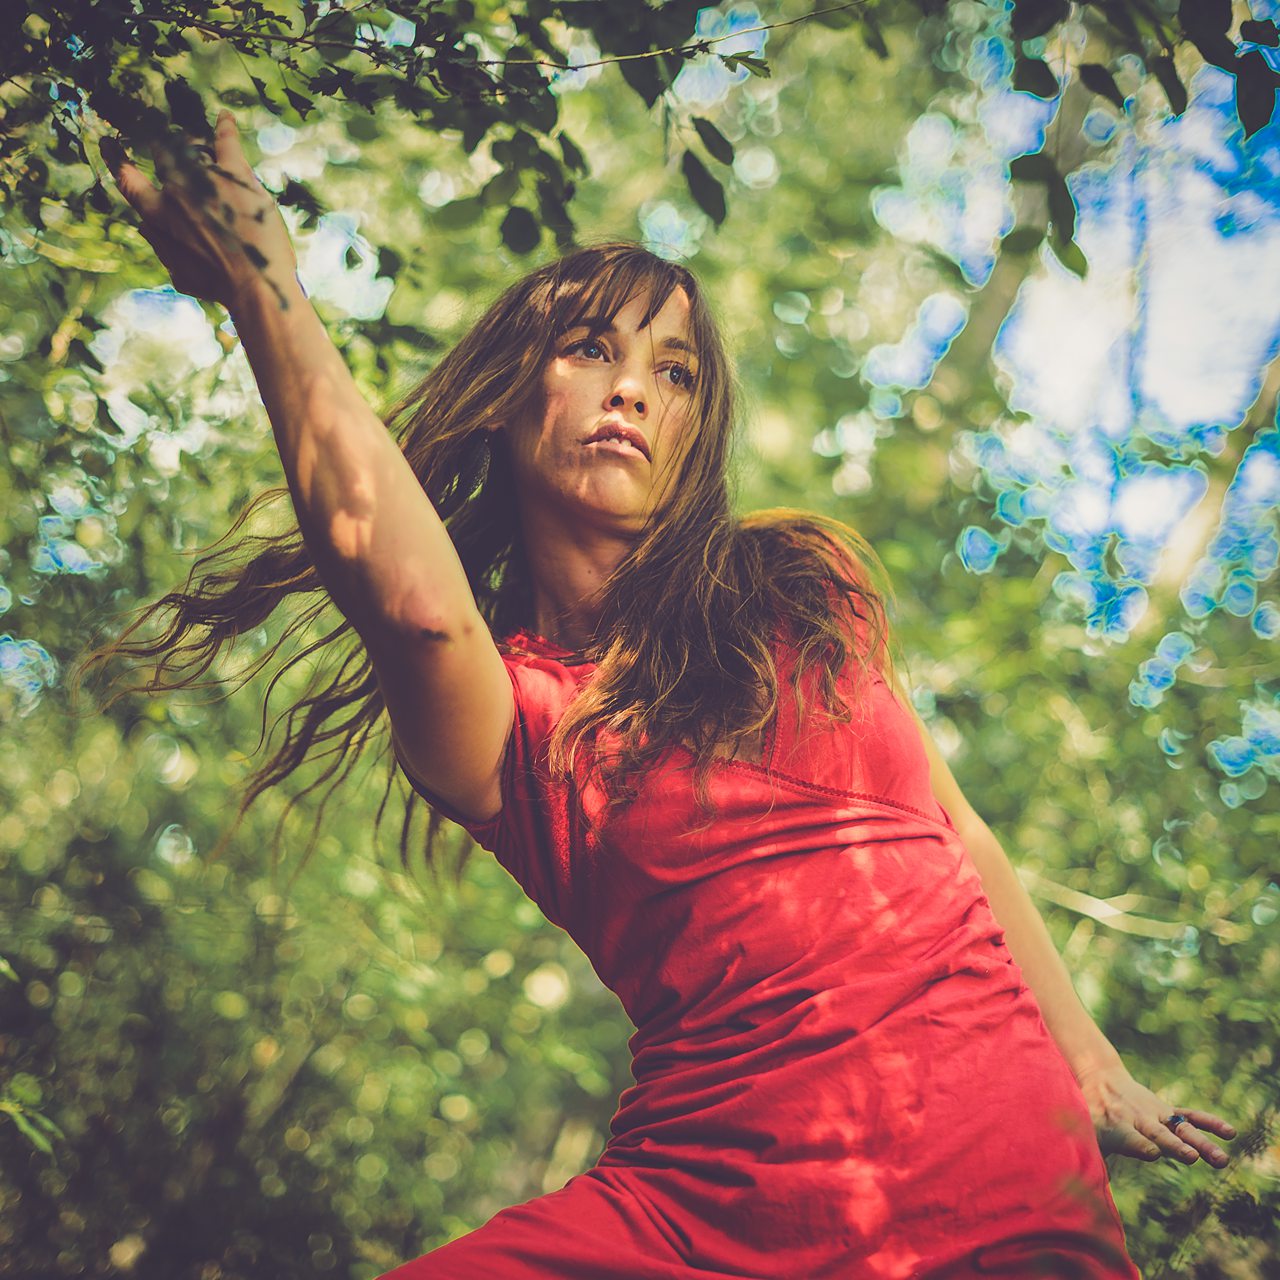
[496,629,596,734]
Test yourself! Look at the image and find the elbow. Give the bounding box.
[390,597,483,646]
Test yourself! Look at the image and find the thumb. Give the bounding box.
[110,155,164,221]
[214,109,243,167]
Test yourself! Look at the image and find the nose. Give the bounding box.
[606,371,647,419]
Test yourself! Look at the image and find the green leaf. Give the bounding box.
[814,6,857,29]
[691,116,734,165]
[1179,0,1236,72]
[250,76,285,117]
[619,55,665,108]
[482,168,520,208]
[1179,0,1231,38]
[719,53,770,79]
[1010,149,1076,242]
[1079,63,1126,112]
[0,956,17,983]
[860,15,889,60]
[89,84,168,141]
[164,79,208,134]
[1001,225,1046,255]
[536,179,575,243]
[681,149,726,225]
[558,133,587,174]
[1227,998,1270,1022]
[1013,57,1060,99]
[1049,235,1088,279]
[1011,0,1070,42]
[1151,56,1188,116]
[277,178,324,227]
[27,1110,64,1138]
[345,112,381,142]
[284,88,314,120]
[1241,20,1280,48]
[500,205,540,254]
[313,8,360,45]
[1045,181,1077,243]
[9,1073,42,1107]
[99,135,127,176]
[1009,152,1054,184]
[434,195,485,229]
[1235,50,1280,139]
[7,1109,53,1155]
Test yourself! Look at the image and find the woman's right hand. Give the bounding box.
[104,109,298,310]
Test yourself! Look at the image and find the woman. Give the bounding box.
[105,112,1235,1278]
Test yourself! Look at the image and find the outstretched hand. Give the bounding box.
[1077,1060,1235,1168]
[103,109,297,309]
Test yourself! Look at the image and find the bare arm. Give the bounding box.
[230,278,512,820]
[108,112,511,821]
[891,674,1116,1073]
[896,673,1235,1168]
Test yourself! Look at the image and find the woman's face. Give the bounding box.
[503,287,702,541]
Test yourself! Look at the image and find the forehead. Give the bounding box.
[566,288,692,340]
[548,259,694,337]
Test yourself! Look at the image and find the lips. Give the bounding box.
[584,420,651,460]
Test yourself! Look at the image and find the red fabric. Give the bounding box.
[383,631,1141,1280]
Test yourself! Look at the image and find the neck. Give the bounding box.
[521,509,635,651]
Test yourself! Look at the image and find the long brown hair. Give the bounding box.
[75,242,899,874]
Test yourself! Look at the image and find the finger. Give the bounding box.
[213,109,257,184]
[1164,1113,1234,1168]
[110,158,165,222]
[1180,1130,1231,1169]
[1113,1129,1163,1162]
[135,219,185,262]
[1141,1116,1201,1166]
[1172,1109,1237,1140]
[213,109,239,164]
[152,136,211,191]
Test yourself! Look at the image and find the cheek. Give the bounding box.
[511,390,565,463]
[541,385,574,426]
[655,402,700,470]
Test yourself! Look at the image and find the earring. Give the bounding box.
[473,431,492,490]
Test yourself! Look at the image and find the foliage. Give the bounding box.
[2,1,1280,1278]
[4,0,1279,268]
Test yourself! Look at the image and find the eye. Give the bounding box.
[564,338,607,360]
[662,362,698,390]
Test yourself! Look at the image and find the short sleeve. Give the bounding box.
[398,650,586,930]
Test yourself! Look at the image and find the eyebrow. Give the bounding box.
[564,317,699,360]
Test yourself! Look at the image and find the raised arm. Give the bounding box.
[895,673,1235,1170]
[108,111,511,822]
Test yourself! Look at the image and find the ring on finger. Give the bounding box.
[1165,1113,1189,1131]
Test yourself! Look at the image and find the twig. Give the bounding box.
[1018,866,1185,939]
[125,1,875,73]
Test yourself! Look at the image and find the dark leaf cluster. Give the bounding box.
[3,0,1277,269]
[1000,0,1280,277]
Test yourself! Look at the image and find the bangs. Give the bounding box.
[538,250,694,339]
[510,243,726,472]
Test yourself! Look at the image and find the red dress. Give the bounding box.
[382,630,1141,1279]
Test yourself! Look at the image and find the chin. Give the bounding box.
[571,483,653,531]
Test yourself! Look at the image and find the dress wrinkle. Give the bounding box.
[385,632,1141,1280]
